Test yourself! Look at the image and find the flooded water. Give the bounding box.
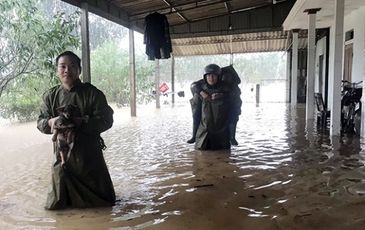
[1,102,365,230]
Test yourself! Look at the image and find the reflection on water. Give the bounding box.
[1,102,365,229]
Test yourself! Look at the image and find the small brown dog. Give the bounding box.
[51,104,81,166]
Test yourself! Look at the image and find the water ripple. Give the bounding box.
[2,103,365,229]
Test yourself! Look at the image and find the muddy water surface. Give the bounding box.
[1,102,365,230]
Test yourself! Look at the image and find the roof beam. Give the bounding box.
[162,0,189,22]
[129,0,230,21]
[230,2,271,14]
[224,1,231,13]
[169,2,277,26]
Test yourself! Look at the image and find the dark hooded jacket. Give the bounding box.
[144,12,172,60]
[37,79,115,210]
[194,75,231,150]
[221,65,242,122]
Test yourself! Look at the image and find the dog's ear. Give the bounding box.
[69,104,78,110]
[56,105,66,114]
[69,104,81,115]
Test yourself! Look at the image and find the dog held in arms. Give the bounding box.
[51,104,81,167]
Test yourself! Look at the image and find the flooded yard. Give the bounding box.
[1,102,365,229]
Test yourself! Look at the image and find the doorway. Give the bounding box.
[343,43,353,82]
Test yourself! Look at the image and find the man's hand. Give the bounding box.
[200,91,209,100]
[72,115,89,127]
[211,93,224,100]
[48,116,60,133]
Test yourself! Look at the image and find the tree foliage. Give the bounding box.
[91,39,155,106]
[0,0,80,121]
[0,0,80,96]
[234,52,286,83]
[89,15,128,50]
[172,52,286,84]
[0,0,287,123]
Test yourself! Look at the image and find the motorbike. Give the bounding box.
[341,80,362,135]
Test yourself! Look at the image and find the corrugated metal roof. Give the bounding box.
[63,0,304,55]
[123,0,279,26]
[172,30,308,56]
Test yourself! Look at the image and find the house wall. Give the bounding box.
[343,5,365,136]
[315,36,327,94]
[327,25,335,110]
[344,5,365,83]
[325,6,365,130]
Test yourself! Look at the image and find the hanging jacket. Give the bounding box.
[144,12,172,60]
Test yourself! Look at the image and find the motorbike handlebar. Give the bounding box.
[342,80,363,88]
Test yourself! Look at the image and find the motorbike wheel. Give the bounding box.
[354,110,361,135]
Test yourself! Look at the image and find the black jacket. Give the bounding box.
[144,12,172,60]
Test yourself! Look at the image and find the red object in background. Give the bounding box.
[159,82,169,93]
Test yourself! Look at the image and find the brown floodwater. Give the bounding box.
[1,102,365,230]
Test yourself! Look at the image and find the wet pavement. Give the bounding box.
[1,102,365,229]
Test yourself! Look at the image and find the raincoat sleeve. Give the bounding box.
[81,88,114,135]
[231,85,242,116]
[37,91,53,134]
[192,79,204,95]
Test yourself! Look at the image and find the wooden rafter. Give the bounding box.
[129,0,230,21]
[162,0,189,22]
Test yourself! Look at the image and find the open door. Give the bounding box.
[343,43,353,82]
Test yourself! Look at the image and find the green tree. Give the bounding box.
[174,55,230,82]
[0,0,80,121]
[89,15,128,50]
[91,40,129,105]
[234,52,286,83]
[91,39,155,106]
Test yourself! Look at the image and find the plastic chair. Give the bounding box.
[314,93,330,128]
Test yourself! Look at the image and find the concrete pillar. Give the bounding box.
[129,29,136,117]
[286,51,291,103]
[256,84,260,104]
[155,59,161,109]
[171,54,175,104]
[291,29,299,107]
[330,0,344,136]
[80,2,91,83]
[362,55,365,136]
[304,8,321,121]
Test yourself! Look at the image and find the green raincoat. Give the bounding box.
[194,81,231,150]
[37,79,115,210]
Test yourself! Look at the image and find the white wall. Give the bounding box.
[315,36,327,94]
[326,6,365,118]
[327,23,335,111]
[344,5,365,82]
[343,5,365,137]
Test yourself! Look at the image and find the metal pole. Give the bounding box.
[171,54,175,104]
[129,29,136,117]
[256,84,260,104]
[155,59,161,109]
[80,2,91,83]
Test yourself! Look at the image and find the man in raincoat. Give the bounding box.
[194,64,232,150]
[187,65,241,146]
[37,51,115,210]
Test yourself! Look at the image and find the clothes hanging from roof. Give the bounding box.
[144,12,172,60]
